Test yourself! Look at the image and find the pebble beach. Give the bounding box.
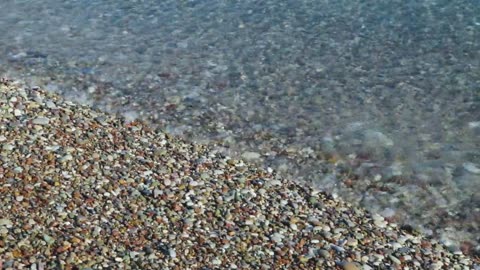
[1,79,478,269]
[2,0,480,251]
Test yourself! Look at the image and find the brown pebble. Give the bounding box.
[343,262,360,270]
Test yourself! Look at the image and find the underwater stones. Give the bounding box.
[241,151,261,161]
[463,162,480,174]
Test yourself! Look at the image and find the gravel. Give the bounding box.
[1,78,478,269]
[1,0,479,257]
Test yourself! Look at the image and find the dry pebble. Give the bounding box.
[0,78,478,269]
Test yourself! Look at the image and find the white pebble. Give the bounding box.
[468,121,480,128]
[429,261,443,270]
[372,214,387,228]
[14,109,23,116]
[362,264,373,270]
[60,154,73,163]
[46,100,57,109]
[271,233,284,243]
[0,219,13,226]
[3,144,14,151]
[391,242,402,250]
[267,180,282,186]
[189,180,199,186]
[241,151,261,160]
[143,170,153,176]
[169,248,176,258]
[463,162,480,174]
[32,117,50,125]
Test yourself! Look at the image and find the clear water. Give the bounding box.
[1,0,479,254]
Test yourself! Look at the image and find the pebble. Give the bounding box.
[270,233,284,243]
[364,130,394,147]
[389,254,401,265]
[241,151,261,160]
[3,143,14,151]
[463,162,480,174]
[290,223,298,230]
[42,234,55,245]
[429,261,444,270]
[14,109,23,116]
[169,249,176,258]
[331,244,346,253]
[372,214,387,228]
[318,249,331,259]
[45,100,57,109]
[468,121,480,128]
[343,262,360,270]
[32,117,50,125]
[0,218,13,226]
[60,154,73,163]
[0,80,477,269]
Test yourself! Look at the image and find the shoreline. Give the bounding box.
[0,78,477,269]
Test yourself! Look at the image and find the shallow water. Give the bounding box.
[1,0,479,254]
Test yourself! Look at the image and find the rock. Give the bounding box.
[383,162,403,178]
[43,234,55,245]
[32,117,50,125]
[270,233,284,243]
[45,100,57,109]
[60,154,73,163]
[364,130,393,147]
[13,109,23,116]
[429,261,443,270]
[241,151,261,161]
[169,248,176,258]
[463,162,480,174]
[372,214,387,228]
[468,121,480,129]
[343,262,360,270]
[0,219,13,226]
[318,249,331,259]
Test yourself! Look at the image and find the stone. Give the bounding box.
[32,117,50,125]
